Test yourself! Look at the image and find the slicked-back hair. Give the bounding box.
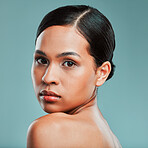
[36,5,115,80]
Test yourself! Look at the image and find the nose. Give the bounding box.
[42,64,59,85]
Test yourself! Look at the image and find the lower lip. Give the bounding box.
[40,96,60,102]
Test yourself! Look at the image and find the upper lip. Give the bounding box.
[39,90,61,97]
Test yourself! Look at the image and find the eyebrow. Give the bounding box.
[56,52,81,58]
[35,50,81,58]
[35,50,46,56]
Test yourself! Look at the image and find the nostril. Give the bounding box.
[42,74,59,85]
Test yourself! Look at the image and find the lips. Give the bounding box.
[39,90,61,102]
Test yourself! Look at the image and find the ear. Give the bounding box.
[95,61,111,87]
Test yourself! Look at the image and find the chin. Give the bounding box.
[41,104,76,114]
[41,105,64,114]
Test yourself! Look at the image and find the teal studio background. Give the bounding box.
[0,0,148,147]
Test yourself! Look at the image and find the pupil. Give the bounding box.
[68,61,73,66]
[41,59,46,64]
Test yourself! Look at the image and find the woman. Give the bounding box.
[27,5,122,148]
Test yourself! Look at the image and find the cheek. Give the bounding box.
[77,71,95,94]
[63,67,96,98]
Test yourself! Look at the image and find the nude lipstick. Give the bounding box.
[39,90,61,102]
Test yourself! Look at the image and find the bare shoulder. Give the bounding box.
[27,112,70,148]
[27,112,103,148]
[27,112,121,148]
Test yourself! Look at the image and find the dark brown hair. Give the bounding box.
[36,5,115,80]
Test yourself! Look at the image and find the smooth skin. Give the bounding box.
[27,26,121,148]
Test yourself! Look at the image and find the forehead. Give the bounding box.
[35,26,90,56]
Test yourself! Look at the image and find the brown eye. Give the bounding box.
[36,57,48,65]
[63,61,76,67]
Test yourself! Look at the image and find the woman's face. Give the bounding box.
[31,26,98,113]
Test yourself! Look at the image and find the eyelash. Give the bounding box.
[62,60,77,68]
[35,57,48,65]
[35,56,77,68]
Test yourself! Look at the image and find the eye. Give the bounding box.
[62,60,76,68]
[35,57,48,65]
